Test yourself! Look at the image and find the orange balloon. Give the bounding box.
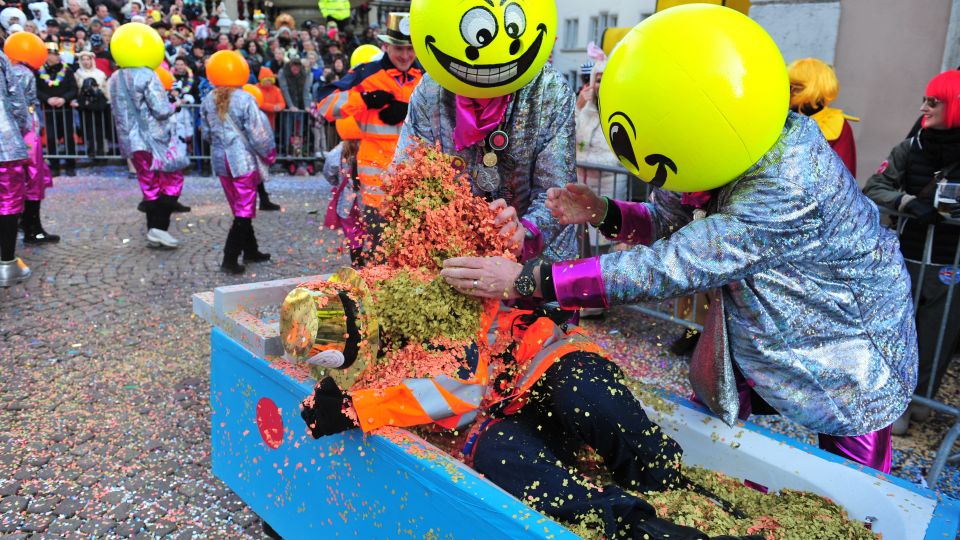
[155,67,174,91]
[242,83,264,107]
[207,50,250,87]
[3,32,47,70]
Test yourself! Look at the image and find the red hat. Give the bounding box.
[925,70,960,129]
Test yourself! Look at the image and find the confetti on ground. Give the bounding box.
[1,164,955,540]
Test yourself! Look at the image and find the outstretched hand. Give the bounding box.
[545,184,607,226]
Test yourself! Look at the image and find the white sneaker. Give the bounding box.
[147,228,180,248]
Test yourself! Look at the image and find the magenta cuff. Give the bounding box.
[519,218,542,263]
[264,149,277,166]
[818,427,893,474]
[609,200,654,246]
[551,257,609,310]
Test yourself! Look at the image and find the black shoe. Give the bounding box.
[220,259,246,274]
[137,200,148,213]
[244,251,271,263]
[171,201,192,213]
[669,329,701,356]
[23,230,60,244]
[259,200,281,211]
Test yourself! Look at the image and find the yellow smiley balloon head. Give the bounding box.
[410,0,557,99]
[599,5,790,193]
[111,22,165,69]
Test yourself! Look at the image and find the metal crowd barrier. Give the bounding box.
[575,161,960,487]
[38,105,341,167]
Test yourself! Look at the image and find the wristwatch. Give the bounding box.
[514,260,538,298]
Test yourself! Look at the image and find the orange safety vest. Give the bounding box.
[317,57,423,208]
[349,306,605,433]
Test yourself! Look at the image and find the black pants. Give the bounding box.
[472,353,713,540]
[79,109,110,157]
[44,108,76,173]
[908,261,960,397]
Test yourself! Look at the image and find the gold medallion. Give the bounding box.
[483,152,498,168]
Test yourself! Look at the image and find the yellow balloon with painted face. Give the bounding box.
[409,0,557,98]
[599,5,789,192]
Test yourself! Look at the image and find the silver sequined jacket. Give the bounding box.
[10,63,39,132]
[200,89,276,178]
[394,67,578,263]
[0,52,29,162]
[107,67,174,158]
[601,113,917,436]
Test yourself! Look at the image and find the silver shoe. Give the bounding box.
[0,258,31,287]
[146,228,180,249]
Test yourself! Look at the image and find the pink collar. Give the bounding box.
[453,94,511,151]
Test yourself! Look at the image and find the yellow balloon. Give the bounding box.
[599,5,789,192]
[410,0,557,98]
[350,44,382,69]
[111,22,165,69]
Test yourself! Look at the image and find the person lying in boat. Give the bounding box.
[289,283,758,540]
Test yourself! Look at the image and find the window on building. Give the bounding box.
[567,70,578,89]
[563,18,579,49]
[588,16,600,45]
[588,12,618,45]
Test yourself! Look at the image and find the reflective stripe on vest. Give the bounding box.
[402,378,455,421]
[400,372,485,423]
[327,92,350,118]
[514,330,596,391]
[358,121,403,137]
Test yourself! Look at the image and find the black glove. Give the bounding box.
[300,377,355,439]
[361,90,393,109]
[904,198,943,226]
[378,99,409,125]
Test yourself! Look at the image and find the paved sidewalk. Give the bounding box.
[0,169,342,538]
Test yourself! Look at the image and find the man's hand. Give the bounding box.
[378,99,408,125]
[441,256,524,300]
[361,90,393,109]
[546,183,608,226]
[490,199,526,257]
[300,377,356,439]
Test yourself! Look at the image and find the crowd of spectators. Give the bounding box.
[0,0,381,170]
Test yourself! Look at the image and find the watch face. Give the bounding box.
[515,274,536,297]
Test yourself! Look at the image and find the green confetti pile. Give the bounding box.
[641,466,879,540]
[372,271,483,345]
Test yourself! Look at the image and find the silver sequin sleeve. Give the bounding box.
[0,52,29,162]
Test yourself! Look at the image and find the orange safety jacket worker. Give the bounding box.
[349,306,606,433]
[316,56,423,208]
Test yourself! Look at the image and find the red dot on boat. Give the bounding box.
[256,397,284,450]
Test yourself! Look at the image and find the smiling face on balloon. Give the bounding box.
[410,0,556,98]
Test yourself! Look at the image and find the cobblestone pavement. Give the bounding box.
[1,168,344,539]
[1,166,957,539]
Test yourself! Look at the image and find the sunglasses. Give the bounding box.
[923,96,944,107]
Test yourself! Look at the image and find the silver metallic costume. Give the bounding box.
[394,67,578,262]
[106,66,174,159]
[200,89,276,178]
[598,113,917,436]
[0,51,29,162]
